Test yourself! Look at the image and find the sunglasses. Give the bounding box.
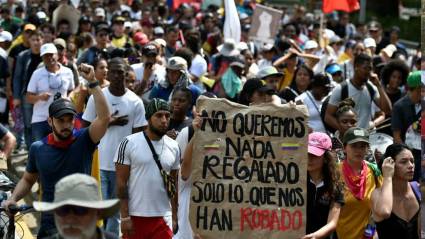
[55,205,90,217]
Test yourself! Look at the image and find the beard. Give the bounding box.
[55,216,97,239]
[52,123,73,141]
[149,124,167,137]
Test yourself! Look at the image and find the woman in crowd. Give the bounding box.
[238,78,277,106]
[303,132,344,239]
[73,57,110,114]
[372,144,420,239]
[380,59,409,105]
[336,127,382,239]
[279,64,313,102]
[331,98,357,159]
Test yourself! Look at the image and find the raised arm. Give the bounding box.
[370,73,392,115]
[371,157,394,222]
[79,64,110,143]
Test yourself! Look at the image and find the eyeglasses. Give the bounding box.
[55,205,90,217]
[48,73,63,90]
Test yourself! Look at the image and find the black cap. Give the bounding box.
[95,23,110,34]
[79,16,91,24]
[142,44,158,57]
[49,98,77,118]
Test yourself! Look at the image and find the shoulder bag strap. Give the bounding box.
[143,132,164,171]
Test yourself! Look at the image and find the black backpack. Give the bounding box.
[320,80,376,134]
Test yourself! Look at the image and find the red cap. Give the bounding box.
[133,32,149,46]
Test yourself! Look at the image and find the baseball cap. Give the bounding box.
[304,40,318,50]
[23,23,36,32]
[343,127,369,145]
[133,32,149,46]
[53,38,66,50]
[368,21,381,31]
[95,8,105,17]
[406,71,422,88]
[308,132,332,156]
[325,64,342,75]
[40,43,58,56]
[153,38,166,47]
[153,26,164,36]
[79,16,91,24]
[48,98,77,118]
[363,37,376,48]
[329,35,342,45]
[167,56,187,71]
[262,43,276,52]
[381,44,397,58]
[95,23,110,34]
[141,43,158,56]
[112,16,126,24]
[0,31,13,42]
[33,173,119,219]
[257,66,283,79]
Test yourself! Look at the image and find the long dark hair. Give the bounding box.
[379,143,411,171]
[322,151,344,200]
[289,64,313,92]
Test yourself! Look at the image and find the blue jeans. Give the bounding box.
[31,121,51,143]
[100,170,120,236]
[21,99,33,148]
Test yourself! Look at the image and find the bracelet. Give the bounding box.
[88,81,100,89]
[121,216,131,222]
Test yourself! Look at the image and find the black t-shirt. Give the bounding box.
[279,86,302,103]
[306,176,344,237]
[169,117,192,133]
[27,53,42,80]
[0,56,10,87]
[8,43,28,60]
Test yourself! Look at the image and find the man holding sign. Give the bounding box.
[189,96,308,238]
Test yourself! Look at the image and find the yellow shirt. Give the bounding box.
[336,163,382,239]
[111,35,128,48]
[278,68,294,92]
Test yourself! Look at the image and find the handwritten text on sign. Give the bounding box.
[190,97,308,239]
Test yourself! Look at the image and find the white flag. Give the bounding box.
[223,0,241,43]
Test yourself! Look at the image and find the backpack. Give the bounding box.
[320,80,376,134]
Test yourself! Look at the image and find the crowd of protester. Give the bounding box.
[0,0,423,238]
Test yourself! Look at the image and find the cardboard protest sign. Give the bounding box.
[249,4,283,45]
[190,97,308,238]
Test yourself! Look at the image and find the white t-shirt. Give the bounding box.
[27,64,75,123]
[328,79,380,129]
[296,91,326,133]
[83,88,147,171]
[131,62,166,102]
[173,126,192,239]
[114,133,180,217]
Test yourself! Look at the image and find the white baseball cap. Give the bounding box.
[40,43,58,56]
[304,40,318,50]
[0,31,12,42]
[363,37,376,48]
[95,7,105,17]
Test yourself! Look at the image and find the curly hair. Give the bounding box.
[336,98,357,119]
[322,150,344,200]
[380,60,409,86]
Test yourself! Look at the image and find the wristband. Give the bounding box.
[88,81,99,89]
[121,216,131,222]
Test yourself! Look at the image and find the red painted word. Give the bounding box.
[240,207,303,232]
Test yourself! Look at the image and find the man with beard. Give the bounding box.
[2,63,110,238]
[115,98,179,239]
[34,174,119,239]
